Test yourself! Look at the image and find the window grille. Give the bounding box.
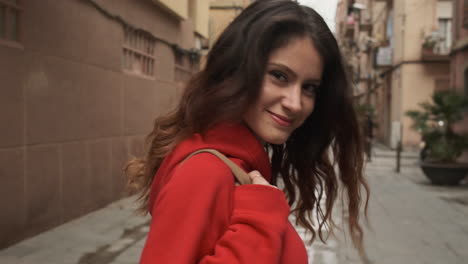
[122,28,156,78]
[0,0,21,45]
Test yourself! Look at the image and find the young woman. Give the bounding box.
[126,0,369,263]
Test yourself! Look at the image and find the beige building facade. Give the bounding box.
[449,0,468,138]
[390,0,452,149]
[208,0,251,47]
[451,0,468,121]
[0,0,208,248]
[336,0,391,143]
[336,0,453,149]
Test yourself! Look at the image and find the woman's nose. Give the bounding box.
[282,84,302,113]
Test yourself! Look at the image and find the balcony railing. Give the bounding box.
[375,46,392,68]
[421,35,450,62]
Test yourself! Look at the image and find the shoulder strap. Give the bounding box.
[183,149,251,185]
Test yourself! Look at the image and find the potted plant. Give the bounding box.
[422,35,436,55]
[406,90,468,185]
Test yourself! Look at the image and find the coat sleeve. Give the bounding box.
[139,153,290,264]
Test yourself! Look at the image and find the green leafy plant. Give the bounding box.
[422,35,437,50]
[406,90,468,163]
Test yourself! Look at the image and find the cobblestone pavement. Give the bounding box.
[1,146,467,264]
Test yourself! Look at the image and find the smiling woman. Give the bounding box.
[125,0,369,263]
[244,37,322,144]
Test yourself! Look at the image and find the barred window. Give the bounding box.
[0,0,21,45]
[122,28,155,78]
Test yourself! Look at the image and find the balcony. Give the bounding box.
[344,14,356,38]
[151,0,188,20]
[359,22,372,33]
[421,35,450,62]
[359,73,372,82]
[421,49,450,62]
[375,46,392,68]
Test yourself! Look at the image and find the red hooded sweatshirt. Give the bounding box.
[139,122,308,263]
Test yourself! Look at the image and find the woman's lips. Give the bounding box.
[268,111,292,127]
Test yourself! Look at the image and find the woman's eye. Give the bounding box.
[303,84,319,96]
[269,70,288,82]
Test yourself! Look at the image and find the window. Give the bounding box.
[122,28,155,78]
[435,1,452,54]
[0,0,21,45]
[436,18,452,54]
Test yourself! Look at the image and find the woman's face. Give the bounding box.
[243,37,323,145]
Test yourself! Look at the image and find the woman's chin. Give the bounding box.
[262,134,289,145]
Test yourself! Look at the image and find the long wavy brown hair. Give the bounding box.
[126,0,369,252]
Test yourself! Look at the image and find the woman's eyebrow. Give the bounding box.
[267,62,321,83]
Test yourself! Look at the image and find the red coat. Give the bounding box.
[139,123,308,263]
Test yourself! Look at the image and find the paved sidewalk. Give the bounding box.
[356,163,468,264]
[1,146,468,264]
[0,198,150,264]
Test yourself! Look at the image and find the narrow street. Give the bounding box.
[306,146,468,264]
[1,146,467,264]
[2,1,468,264]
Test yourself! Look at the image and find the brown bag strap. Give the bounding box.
[183,149,251,185]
